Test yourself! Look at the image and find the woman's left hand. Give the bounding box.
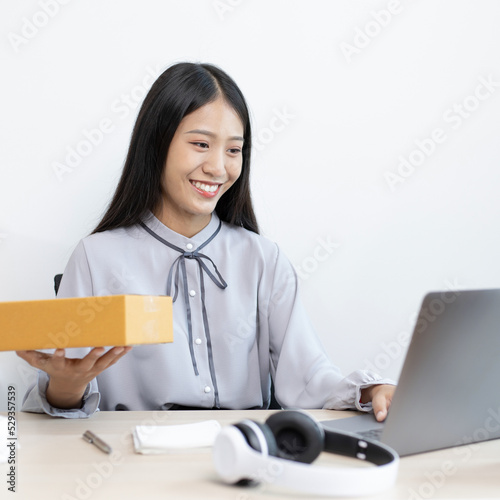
[360,384,396,422]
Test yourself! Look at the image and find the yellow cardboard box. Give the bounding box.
[0,295,173,351]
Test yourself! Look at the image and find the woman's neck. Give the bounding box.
[153,207,212,238]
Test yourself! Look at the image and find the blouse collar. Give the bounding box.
[141,211,222,250]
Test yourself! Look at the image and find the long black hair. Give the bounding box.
[92,62,259,234]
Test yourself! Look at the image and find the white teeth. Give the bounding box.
[193,181,219,193]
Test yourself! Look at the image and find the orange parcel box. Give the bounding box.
[0,295,173,351]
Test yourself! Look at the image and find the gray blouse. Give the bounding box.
[22,211,393,418]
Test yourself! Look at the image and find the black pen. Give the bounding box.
[82,430,112,454]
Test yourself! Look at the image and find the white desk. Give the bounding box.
[2,409,499,499]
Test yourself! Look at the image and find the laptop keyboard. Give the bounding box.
[358,428,383,441]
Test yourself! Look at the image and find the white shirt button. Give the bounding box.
[186,243,193,250]
[204,386,211,393]
[195,338,202,345]
[189,290,196,297]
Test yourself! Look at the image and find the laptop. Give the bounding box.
[321,288,500,456]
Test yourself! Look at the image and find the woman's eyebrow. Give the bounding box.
[185,129,244,142]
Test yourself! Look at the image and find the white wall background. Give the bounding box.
[1,0,500,412]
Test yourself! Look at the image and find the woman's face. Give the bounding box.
[158,97,244,235]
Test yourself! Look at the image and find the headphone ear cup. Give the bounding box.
[266,410,324,464]
[234,421,278,457]
[231,421,279,486]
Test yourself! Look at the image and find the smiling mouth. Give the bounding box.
[190,180,222,197]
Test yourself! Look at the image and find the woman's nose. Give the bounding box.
[202,149,226,177]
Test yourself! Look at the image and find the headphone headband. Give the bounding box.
[213,411,399,497]
[323,426,396,465]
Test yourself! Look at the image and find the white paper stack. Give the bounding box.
[132,420,221,454]
[0,416,7,464]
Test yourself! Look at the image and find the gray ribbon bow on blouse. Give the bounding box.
[139,220,227,408]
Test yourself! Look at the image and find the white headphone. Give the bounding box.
[212,410,399,497]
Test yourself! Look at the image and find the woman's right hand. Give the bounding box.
[16,346,132,409]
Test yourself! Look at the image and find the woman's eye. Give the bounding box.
[228,148,242,155]
[191,142,208,149]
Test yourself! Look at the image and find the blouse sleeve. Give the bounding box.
[267,245,395,411]
[21,240,100,418]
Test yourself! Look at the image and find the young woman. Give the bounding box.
[18,62,395,418]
